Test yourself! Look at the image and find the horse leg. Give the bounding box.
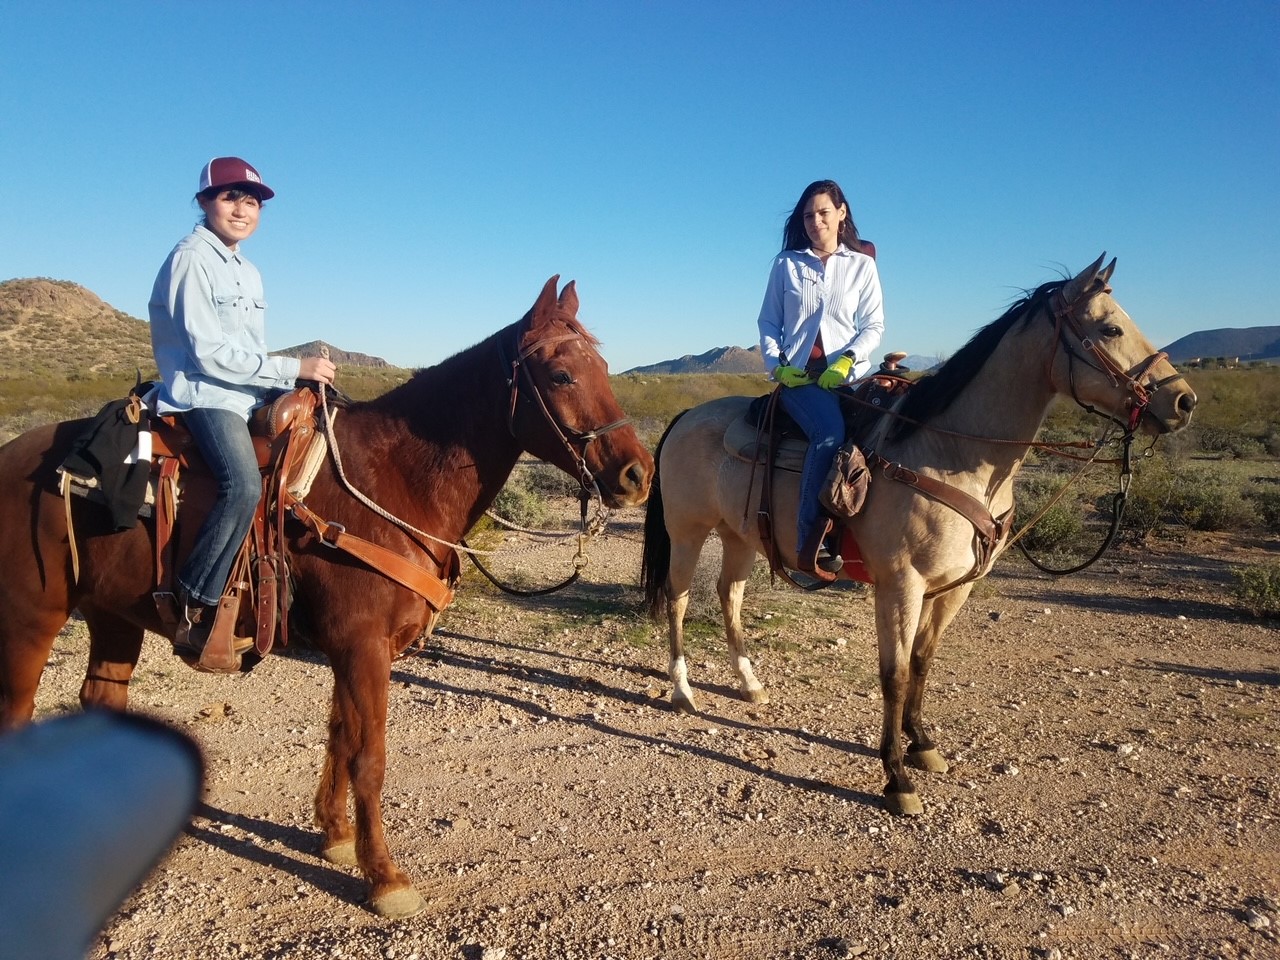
[666,529,708,714]
[78,607,145,712]
[903,585,972,775]
[875,586,927,816]
[718,533,766,705]
[315,692,356,865]
[316,646,423,919]
[0,606,68,730]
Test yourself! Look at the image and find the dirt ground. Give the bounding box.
[25,511,1280,960]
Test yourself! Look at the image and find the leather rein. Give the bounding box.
[292,319,634,616]
[464,317,635,596]
[860,281,1184,589]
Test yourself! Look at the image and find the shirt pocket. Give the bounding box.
[213,294,244,331]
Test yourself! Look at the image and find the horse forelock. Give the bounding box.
[889,279,1066,441]
[520,308,600,352]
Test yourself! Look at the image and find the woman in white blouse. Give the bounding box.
[756,179,885,581]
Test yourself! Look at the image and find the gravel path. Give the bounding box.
[25,518,1280,960]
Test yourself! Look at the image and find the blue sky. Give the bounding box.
[2,1,1276,372]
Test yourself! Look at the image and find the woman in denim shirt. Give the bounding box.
[757,178,885,581]
[149,157,336,666]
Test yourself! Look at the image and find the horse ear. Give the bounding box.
[557,280,579,317]
[1099,256,1117,286]
[531,276,561,324]
[1062,252,1108,304]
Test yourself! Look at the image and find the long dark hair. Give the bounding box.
[781,179,861,252]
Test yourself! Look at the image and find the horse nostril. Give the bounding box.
[1178,392,1198,415]
[623,461,649,493]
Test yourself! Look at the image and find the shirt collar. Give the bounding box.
[194,224,243,263]
[804,243,853,261]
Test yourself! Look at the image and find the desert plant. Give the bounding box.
[1234,562,1280,618]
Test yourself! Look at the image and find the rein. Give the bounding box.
[500,319,635,497]
[304,320,624,602]
[846,279,1173,579]
[1047,286,1185,435]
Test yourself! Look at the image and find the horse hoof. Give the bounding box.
[741,688,770,706]
[671,694,698,715]
[906,748,949,774]
[322,840,357,867]
[884,791,924,816]
[371,884,425,920]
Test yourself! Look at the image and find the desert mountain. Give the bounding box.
[1161,326,1280,363]
[623,346,942,375]
[274,340,391,368]
[624,345,765,376]
[0,278,390,380]
[0,278,154,379]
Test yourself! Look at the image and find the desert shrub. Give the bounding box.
[1234,562,1280,618]
[1244,483,1280,533]
[1191,425,1266,459]
[490,475,550,528]
[1015,472,1085,551]
[1124,458,1261,537]
[1017,503,1083,552]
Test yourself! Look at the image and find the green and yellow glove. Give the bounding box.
[817,353,854,390]
[774,365,813,388]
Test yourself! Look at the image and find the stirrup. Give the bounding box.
[798,519,839,583]
[173,593,251,673]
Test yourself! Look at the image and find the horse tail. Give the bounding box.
[640,409,689,621]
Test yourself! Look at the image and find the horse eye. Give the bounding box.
[1100,324,1123,339]
[551,371,575,386]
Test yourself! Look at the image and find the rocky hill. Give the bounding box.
[274,340,391,368]
[0,278,389,379]
[0,278,154,379]
[625,345,765,375]
[624,345,943,376]
[1161,326,1280,363]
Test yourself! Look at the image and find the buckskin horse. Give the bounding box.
[640,255,1196,817]
[0,276,653,918]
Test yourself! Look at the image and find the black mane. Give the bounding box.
[888,278,1067,441]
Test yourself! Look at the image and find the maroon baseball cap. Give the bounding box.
[198,157,275,200]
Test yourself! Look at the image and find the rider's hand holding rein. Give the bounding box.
[774,364,814,388]
[300,356,336,386]
[817,352,854,390]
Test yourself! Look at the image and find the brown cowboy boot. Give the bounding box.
[174,592,252,673]
[797,518,842,583]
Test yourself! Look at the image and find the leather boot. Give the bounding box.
[797,519,841,583]
[173,593,252,673]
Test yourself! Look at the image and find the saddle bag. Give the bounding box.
[819,440,870,520]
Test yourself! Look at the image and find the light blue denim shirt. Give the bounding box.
[757,244,885,382]
[149,225,301,419]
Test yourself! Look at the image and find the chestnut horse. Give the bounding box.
[641,255,1196,816]
[0,276,652,918]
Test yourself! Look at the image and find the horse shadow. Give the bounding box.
[185,804,368,904]
[197,616,885,906]
[1131,660,1279,688]
[412,628,881,803]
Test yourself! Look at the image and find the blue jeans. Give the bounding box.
[778,383,845,547]
[179,407,261,606]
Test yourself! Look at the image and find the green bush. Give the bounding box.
[1245,484,1280,533]
[1123,459,1261,537]
[490,477,549,528]
[1234,563,1280,618]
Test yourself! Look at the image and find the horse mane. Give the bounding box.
[357,306,599,425]
[888,278,1067,441]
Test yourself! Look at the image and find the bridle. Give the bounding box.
[500,315,634,499]
[1012,282,1190,575]
[1048,284,1187,434]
